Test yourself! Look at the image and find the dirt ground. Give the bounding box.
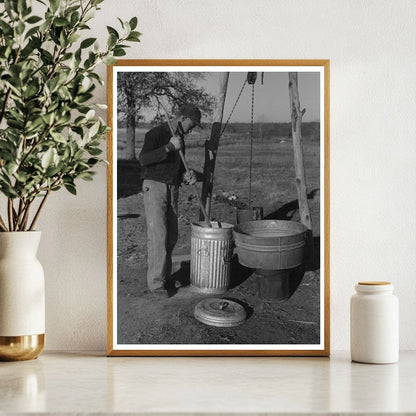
[116,129,321,346]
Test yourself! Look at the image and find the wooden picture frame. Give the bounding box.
[107,60,330,356]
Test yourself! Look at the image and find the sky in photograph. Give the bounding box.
[201,72,320,123]
[120,71,321,124]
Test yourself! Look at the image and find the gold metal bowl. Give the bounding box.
[0,334,45,361]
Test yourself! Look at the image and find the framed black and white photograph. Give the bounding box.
[107,60,330,356]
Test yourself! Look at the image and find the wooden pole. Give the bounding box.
[213,73,229,130]
[288,72,312,230]
[199,72,229,220]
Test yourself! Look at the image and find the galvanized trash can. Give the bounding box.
[190,222,234,294]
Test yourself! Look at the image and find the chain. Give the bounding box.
[219,79,247,137]
[248,83,255,207]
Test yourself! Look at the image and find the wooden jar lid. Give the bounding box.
[358,281,391,285]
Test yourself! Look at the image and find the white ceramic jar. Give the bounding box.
[350,281,399,364]
[0,231,45,360]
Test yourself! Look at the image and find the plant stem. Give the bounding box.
[20,200,33,231]
[18,120,58,169]
[15,199,27,231]
[14,199,23,231]
[0,89,12,125]
[7,199,14,231]
[22,174,62,230]
[0,214,8,232]
[12,205,18,227]
[29,189,50,231]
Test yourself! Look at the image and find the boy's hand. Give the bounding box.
[168,135,184,151]
[183,169,197,185]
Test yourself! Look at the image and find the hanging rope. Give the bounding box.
[217,74,256,208]
[219,79,247,137]
[248,83,255,208]
[208,74,257,211]
[202,77,246,221]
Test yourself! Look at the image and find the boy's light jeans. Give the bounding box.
[142,179,179,291]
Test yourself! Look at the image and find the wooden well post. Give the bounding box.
[199,72,229,220]
[288,72,312,230]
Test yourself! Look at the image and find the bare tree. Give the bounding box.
[117,72,215,159]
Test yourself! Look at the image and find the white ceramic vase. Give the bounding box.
[0,231,45,361]
[350,281,399,364]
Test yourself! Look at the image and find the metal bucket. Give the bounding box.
[254,269,290,301]
[190,222,234,294]
[233,220,308,270]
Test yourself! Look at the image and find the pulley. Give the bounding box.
[247,72,257,85]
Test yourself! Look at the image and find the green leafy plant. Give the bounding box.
[0,0,140,231]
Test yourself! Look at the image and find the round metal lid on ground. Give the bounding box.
[194,298,247,327]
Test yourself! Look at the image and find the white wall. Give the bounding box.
[38,0,416,351]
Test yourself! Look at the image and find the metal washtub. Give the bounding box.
[233,220,308,270]
[190,222,234,294]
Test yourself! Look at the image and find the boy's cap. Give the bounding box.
[179,103,203,128]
